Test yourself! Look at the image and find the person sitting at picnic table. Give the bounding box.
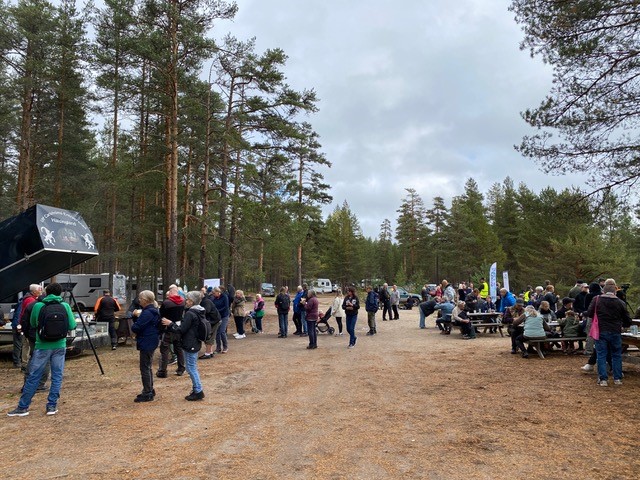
[498,288,516,313]
[558,310,583,354]
[464,289,479,313]
[503,298,525,354]
[555,297,573,320]
[434,297,454,334]
[452,301,476,339]
[513,305,551,358]
[482,295,495,312]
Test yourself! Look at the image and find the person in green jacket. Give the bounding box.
[7,283,76,417]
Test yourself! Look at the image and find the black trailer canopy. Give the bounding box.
[0,204,98,301]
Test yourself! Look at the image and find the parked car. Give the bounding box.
[260,282,275,297]
[394,287,421,308]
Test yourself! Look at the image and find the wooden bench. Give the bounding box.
[525,336,587,359]
[472,322,504,337]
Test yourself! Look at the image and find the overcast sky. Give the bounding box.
[222,0,583,238]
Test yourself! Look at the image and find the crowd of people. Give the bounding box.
[5,275,635,417]
[416,277,633,387]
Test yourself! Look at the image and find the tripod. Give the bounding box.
[62,284,105,376]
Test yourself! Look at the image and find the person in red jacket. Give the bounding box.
[157,285,185,378]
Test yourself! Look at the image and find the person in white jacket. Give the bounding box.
[331,290,345,336]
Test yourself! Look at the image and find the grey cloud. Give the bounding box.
[224,0,589,238]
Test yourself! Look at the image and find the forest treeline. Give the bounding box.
[0,0,639,301]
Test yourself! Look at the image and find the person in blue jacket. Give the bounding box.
[131,290,160,403]
[498,288,516,313]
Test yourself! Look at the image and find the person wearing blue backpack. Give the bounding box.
[7,283,76,417]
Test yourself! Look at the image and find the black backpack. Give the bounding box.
[37,301,69,341]
[278,294,290,311]
[194,312,211,342]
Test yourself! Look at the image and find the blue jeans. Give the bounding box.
[216,316,229,350]
[19,348,66,410]
[184,351,202,393]
[278,313,288,336]
[300,310,307,333]
[346,314,358,346]
[419,307,426,329]
[595,332,623,381]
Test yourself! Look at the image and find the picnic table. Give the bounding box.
[466,312,504,337]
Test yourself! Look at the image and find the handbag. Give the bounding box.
[589,296,600,340]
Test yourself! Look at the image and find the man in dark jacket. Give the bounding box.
[275,287,291,338]
[418,299,437,329]
[586,281,631,386]
[365,286,378,335]
[95,290,121,350]
[379,283,392,321]
[199,293,221,359]
[162,291,206,401]
[157,285,185,378]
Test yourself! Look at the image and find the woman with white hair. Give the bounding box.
[162,291,206,401]
[513,305,550,358]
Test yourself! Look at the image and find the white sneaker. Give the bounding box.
[581,364,594,372]
[613,379,623,386]
[232,333,240,338]
[236,334,246,339]
[597,379,608,387]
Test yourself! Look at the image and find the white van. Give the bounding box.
[314,278,333,294]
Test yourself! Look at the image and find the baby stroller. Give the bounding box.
[316,307,335,335]
[244,312,260,333]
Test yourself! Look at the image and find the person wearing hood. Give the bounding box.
[162,291,206,401]
[157,285,186,378]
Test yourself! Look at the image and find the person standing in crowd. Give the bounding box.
[568,279,584,299]
[95,289,121,350]
[231,289,246,339]
[379,283,392,321]
[162,291,206,401]
[275,287,291,338]
[418,297,437,329]
[441,280,456,303]
[573,283,590,315]
[8,283,76,417]
[292,286,304,335]
[11,294,25,369]
[331,289,345,336]
[212,287,230,354]
[542,285,559,312]
[157,285,185,377]
[478,278,489,299]
[343,286,360,348]
[200,290,221,358]
[586,280,631,386]
[304,289,319,349]
[131,290,159,403]
[253,293,265,334]
[299,283,309,336]
[365,285,378,335]
[390,285,400,320]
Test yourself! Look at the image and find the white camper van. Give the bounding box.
[314,278,333,294]
[48,273,127,311]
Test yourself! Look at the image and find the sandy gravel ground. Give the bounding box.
[1,296,639,480]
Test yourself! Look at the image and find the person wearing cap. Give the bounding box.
[503,298,525,354]
[573,284,590,315]
[568,280,584,299]
[556,297,574,320]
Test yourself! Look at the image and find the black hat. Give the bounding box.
[562,297,574,305]
[515,298,525,305]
